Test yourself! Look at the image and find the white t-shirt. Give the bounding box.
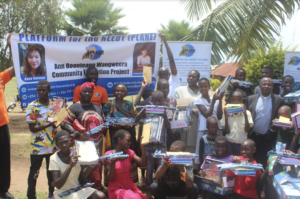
[137,55,151,66]
[194,97,221,131]
[168,74,180,98]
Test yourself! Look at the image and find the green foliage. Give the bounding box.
[210,78,221,91]
[244,40,298,88]
[180,0,300,65]
[157,19,193,41]
[65,0,128,36]
[0,0,64,71]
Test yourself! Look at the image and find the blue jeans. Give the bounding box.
[228,142,241,156]
[145,142,165,190]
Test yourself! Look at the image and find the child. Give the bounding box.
[280,75,295,112]
[222,91,253,155]
[49,130,106,199]
[194,78,223,169]
[225,68,253,104]
[271,105,296,151]
[135,90,171,197]
[26,80,57,199]
[198,116,220,166]
[150,140,198,199]
[199,136,234,199]
[227,139,265,199]
[104,130,147,199]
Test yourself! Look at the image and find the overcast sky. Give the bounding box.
[64,0,300,53]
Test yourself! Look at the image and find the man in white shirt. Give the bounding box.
[159,33,180,98]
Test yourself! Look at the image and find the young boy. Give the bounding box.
[280,75,295,112]
[150,140,198,199]
[135,90,171,198]
[222,91,253,155]
[227,139,265,199]
[26,80,57,199]
[225,68,253,104]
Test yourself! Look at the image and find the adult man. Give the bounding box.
[73,66,108,107]
[0,66,15,199]
[26,80,57,199]
[225,68,253,104]
[159,33,180,98]
[254,67,280,95]
[246,77,285,168]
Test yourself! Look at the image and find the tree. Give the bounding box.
[244,40,298,88]
[157,19,193,41]
[0,0,64,70]
[180,0,300,65]
[65,0,127,36]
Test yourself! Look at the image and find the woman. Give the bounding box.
[49,130,106,199]
[174,70,202,154]
[21,45,46,77]
[61,82,107,190]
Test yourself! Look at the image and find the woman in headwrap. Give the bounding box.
[61,82,108,190]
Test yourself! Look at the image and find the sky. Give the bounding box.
[64,0,300,53]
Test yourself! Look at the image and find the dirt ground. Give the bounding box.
[8,113,50,195]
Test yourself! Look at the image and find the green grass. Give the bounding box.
[10,134,31,158]
[8,190,48,199]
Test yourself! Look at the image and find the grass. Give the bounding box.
[8,190,48,199]
[10,134,31,158]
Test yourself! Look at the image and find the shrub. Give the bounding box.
[210,79,221,91]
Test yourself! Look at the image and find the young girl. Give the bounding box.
[49,130,106,199]
[104,129,147,199]
[194,78,223,169]
[199,136,234,199]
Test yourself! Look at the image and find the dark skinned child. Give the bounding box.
[200,136,234,199]
[150,141,198,199]
[281,75,295,112]
[222,91,253,155]
[49,130,106,199]
[104,130,147,199]
[227,139,266,199]
[135,90,171,197]
[225,68,253,104]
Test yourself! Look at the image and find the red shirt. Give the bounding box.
[0,69,12,127]
[226,156,261,199]
[73,84,108,106]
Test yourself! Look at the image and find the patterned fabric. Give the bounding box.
[26,99,57,155]
[103,100,132,118]
[49,152,95,199]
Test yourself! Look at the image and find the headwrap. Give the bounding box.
[80,82,95,93]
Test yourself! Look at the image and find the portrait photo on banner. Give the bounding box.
[132,42,156,74]
[18,43,47,80]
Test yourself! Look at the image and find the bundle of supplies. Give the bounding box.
[136,105,176,114]
[58,183,94,198]
[284,90,300,103]
[170,102,192,134]
[230,79,253,88]
[292,111,300,131]
[225,104,244,115]
[273,172,300,199]
[105,117,138,126]
[99,151,129,162]
[272,116,293,128]
[217,75,233,96]
[152,150,198,165]
[74,141,99,165]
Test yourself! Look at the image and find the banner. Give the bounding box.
[163,41,212,86]
[284,51,300,91]
[10,33,161,107]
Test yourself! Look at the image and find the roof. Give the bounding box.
[211,62,239,77]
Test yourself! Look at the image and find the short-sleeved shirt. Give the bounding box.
[0,69,12,127]
[103,100,132,118]
[221,110,254,144]
[194,97,221,131]
[26,99,56,155]
[137,55,151,66]
[168,75,180,98]
[276,127,295,150]
[73,84,108,106]
[159,159,193,189]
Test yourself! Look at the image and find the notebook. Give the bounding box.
[75,140,99,165]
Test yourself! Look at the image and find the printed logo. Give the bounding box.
[23,103,26,107]
[179,44,195,57]
[288,56,300,66]
[82,44,104,60]
[22,95,27,100]
[107,82,113,88]
[21,87,26,92]
[94,93,100,97]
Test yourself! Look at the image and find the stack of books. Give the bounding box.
[225,104,244,115]
[291,111,300,131]
[230,168,256,176]
[217,163,264,172]
[218,75,233,96]
[285,90,300,103]
[272,116,293,128]
[136,105,176,115]
[141,116,164,144]
[75,140,99,165]
[99,151,129,162]
[152,150,198,165]
[105,117,138,125]
[230,79,253,88]
[58,183,94,198]
[267,150,300,160]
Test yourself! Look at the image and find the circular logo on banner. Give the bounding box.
[288,56,300,66]
[21,87,26,92]
[82,44,104,60]
[94,93,100,97]
[179,44,195,57]
[22,95,27,100]
[23,103,26,107]
[107,82,113,88]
